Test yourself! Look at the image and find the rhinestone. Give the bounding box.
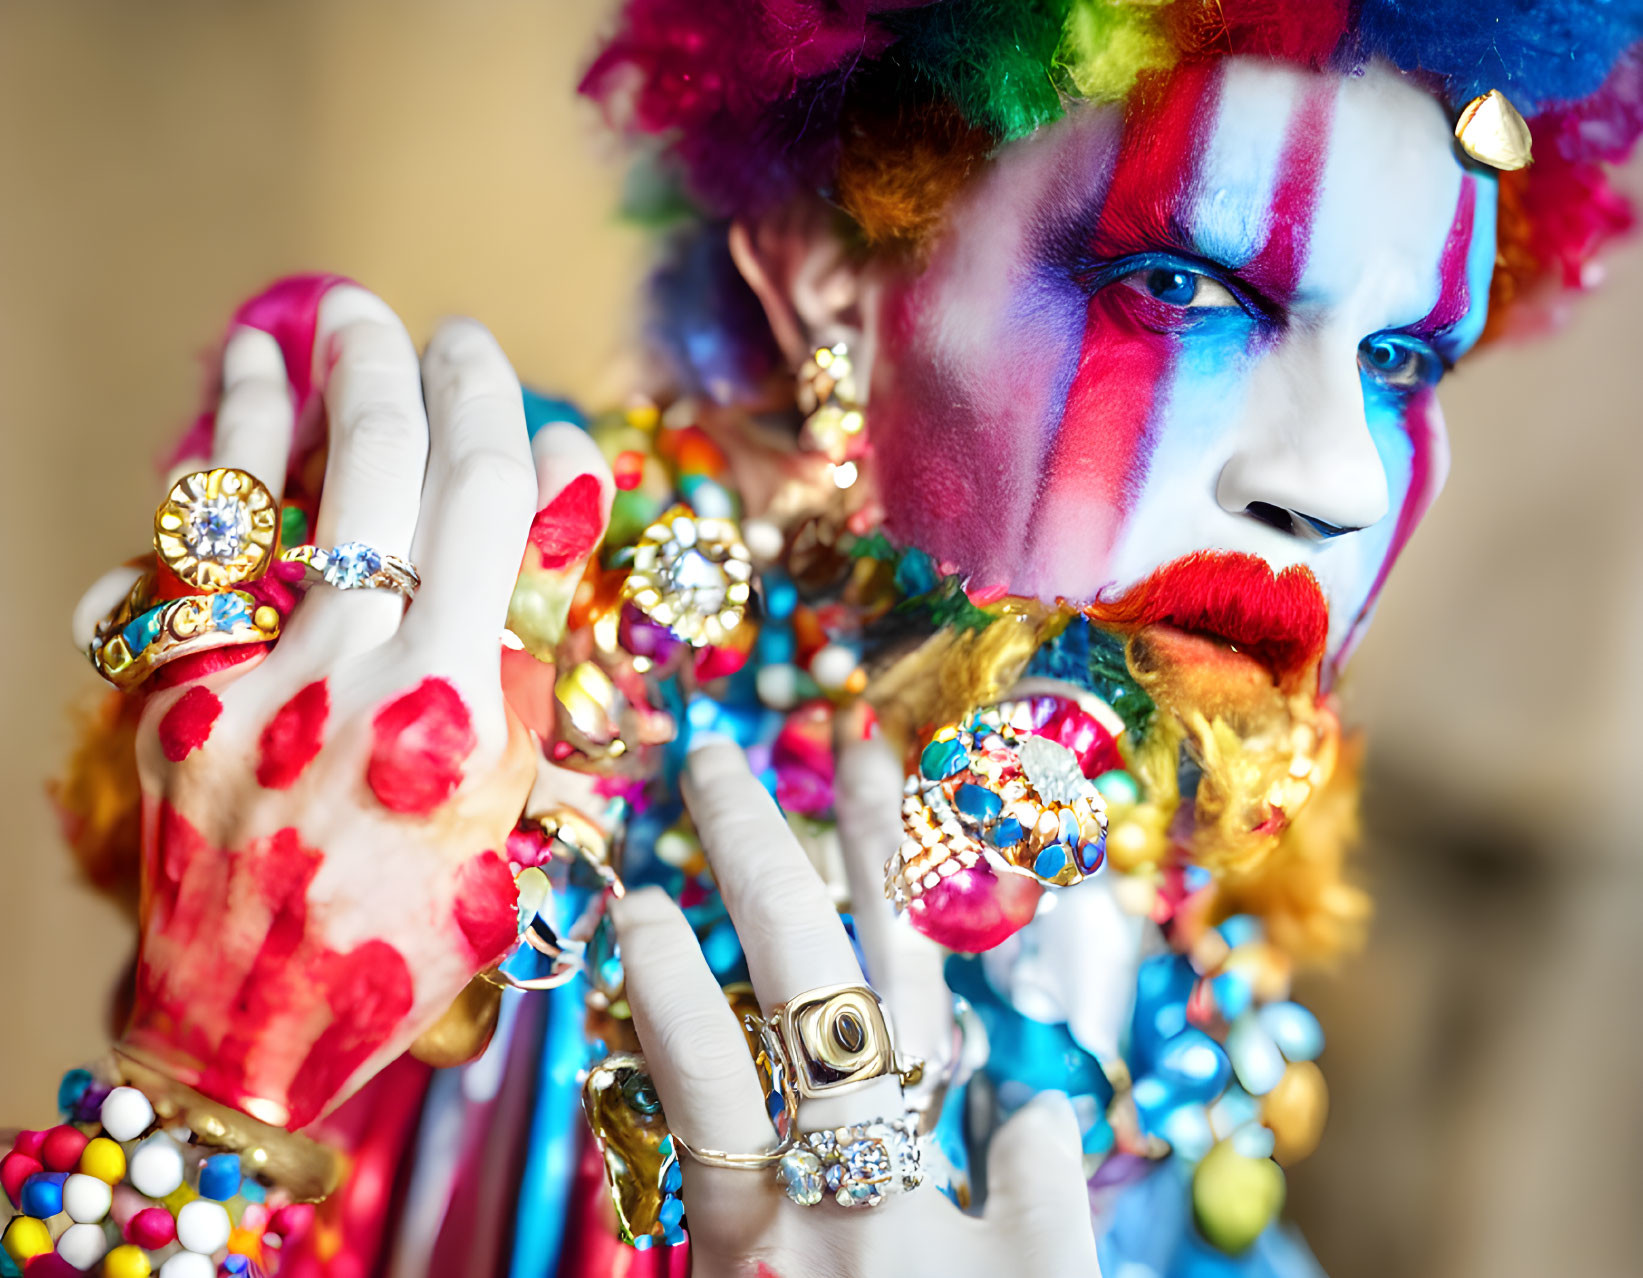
[776,1149,825,1207]
[184,496,249,560]
[323,541,384,588]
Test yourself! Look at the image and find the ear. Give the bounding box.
[728,201,870,371]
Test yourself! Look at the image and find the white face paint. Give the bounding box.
[865,58,1497,678]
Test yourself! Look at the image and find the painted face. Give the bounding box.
[866,58,1497,679]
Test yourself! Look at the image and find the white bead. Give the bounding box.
[55,1222,110,1270]
[755,663,798,709]
[62,1172,113,1223]
[176,1198,231,1254]
[128,1134,185,1198]
[809,643,857,690]
[99,1086,156,1142]
[159,1253,217,1278]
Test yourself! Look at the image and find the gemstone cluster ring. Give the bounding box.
[775,1113,925,1208]
[281,542,421,599]
[153,467,280,592]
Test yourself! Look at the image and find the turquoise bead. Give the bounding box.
[198,1153,242,1201]
[1033,846,1070,880]
[920,737,967,781]
[1093,769,1140,805]
[56,1069,92,1119]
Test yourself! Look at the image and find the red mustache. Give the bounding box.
[1083,551,1329,689]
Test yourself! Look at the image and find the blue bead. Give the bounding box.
[1154,1029,1233,1103]
[764,576,797,620]
[199,1153,243,1201]
[920,737,967,781]
[661,1160,682,1195]
[239,1177,265,1203]
[1216,914,1263,950]
[20,1172,66,1218]
[955,783,1002,821]
[56,1068,92,1118]
[632,1234,654,1252]
[1081,1116,1115,1157]
[658,1196,685,1229]
[1258,1002,1324,1062]
[0,1249,20,1278]
[1092,769,1140,806]
[1212,971,1253,1020]
[893,548,940,597]
[1076,832,1106,873]
[756,627,795,663]
[1034,846,1070,880]
[990,816,1024,847]
[223,1256,251,1275]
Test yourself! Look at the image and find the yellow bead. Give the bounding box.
[103,1244,155,1278]
[2,1215,53,1265]
[1192,1140,1286,1255]
[79,1135,127,1183]
[1263,1060,1329,1167]
[161,1181,198,1214]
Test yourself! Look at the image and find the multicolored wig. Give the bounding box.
[583,0,1643,384]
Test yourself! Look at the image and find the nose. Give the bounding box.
[1216,329,1390,539]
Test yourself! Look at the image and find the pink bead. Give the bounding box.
[110,1184,148,1230]
[270,1202,315,1243]
[126,1205,177,1249]
[906,864,1042,953]
[40,1126,89,1174]
[1,1151,43,1208]
[23,1255,80,1277]
[13,1131,47,1160]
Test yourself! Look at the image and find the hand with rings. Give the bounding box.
[69,283,613,1130]
[609,737,1104,1277]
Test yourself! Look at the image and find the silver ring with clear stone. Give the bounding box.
[281,542,422,599]
[775,1113,925,1208]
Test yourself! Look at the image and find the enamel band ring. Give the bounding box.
[154,467,280,592]
[281,542,421,599]
[89,589,282,689]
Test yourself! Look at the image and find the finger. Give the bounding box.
[72,565,144,651]
[683,740,905,1125]
[210,327,295,501]
[834,733,956,1070]
[983,1092,1100,1266]
[296,284,430,644]
[610,886,779,1156]
[399,318,536,656]
[504,421,614,658]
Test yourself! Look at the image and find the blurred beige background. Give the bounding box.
[1,4,1638,1276]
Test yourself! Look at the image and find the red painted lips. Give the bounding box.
[1086,550,1329,691]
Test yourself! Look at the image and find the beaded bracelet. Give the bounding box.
[2,1058,341,1277]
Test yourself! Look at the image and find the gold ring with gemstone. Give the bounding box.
[89,590,281,689]
[280,542,421,599]
[153,467,280,592]
[763,983,920,1100]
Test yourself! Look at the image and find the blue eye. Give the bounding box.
[1359,335,1443,389]
[1128,266,1240,310]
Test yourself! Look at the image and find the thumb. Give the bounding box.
[984,1092,1102,1270]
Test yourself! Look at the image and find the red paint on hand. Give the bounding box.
[257,679,330,789]
[367,677,476,815]
[285,939,414,1125]
[528,472,605,570]
[157,686,223,761]
[453,850,520,964]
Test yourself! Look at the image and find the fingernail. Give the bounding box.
[528,472,605,570]
[685,728,737,756]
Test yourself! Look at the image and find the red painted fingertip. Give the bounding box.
[528,472,605,570]
[367,678,476,815]
[258,680,330,789]
[157,686,223,762]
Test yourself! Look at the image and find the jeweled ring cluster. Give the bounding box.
[775,1114,924,1209]
[890,698,1109,909]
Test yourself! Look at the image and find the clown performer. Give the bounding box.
[12,3,1643,1277]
